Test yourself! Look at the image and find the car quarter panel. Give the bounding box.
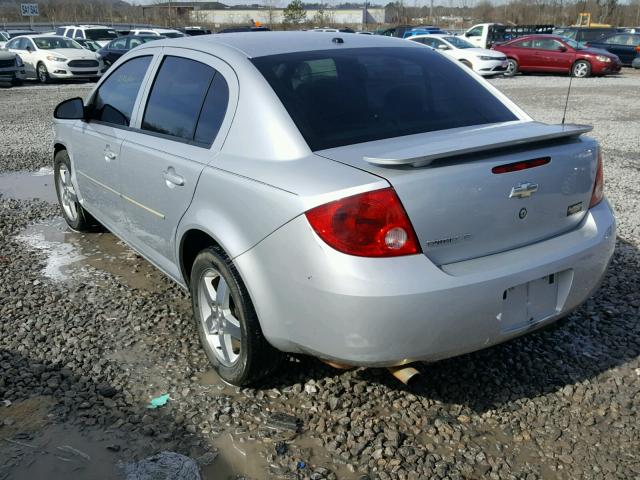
[234,199,615,365]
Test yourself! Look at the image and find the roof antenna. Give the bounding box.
[561,72,574,126]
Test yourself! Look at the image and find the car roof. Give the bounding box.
[143,31,413,58]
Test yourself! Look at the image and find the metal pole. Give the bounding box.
[430,0,434,24]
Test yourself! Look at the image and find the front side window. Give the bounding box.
[252,47,517,151]
[110,38,127,49]
[467,27,482,37]
[90,55,151,126]
[6,38,22,50]
[142,56,225,144]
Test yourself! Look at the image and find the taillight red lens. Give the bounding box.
[305,188,421,257]
[590,149,604,208]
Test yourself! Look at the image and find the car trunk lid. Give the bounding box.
[316,121,598,265]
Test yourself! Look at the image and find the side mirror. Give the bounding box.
[557,45,568,52]
[54,97,85,120]
[437,44,450,50]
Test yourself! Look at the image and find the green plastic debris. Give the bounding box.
[148,393,170,409]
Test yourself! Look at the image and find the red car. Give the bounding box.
[493,34,622,77]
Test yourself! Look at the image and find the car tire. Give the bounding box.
[572,60,591,78]
[504,58,518,77]
[54,149,96,232]
[190,247,282,386]
[11,79,23,86]
[37,62,51,83]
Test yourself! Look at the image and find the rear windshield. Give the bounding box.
[252,47,517,151]
[85,29,118,41]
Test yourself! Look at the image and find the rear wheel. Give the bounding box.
[54,150,96,232]
[37,62,50,83]
[572,60,591,78]
[504,58,518,77]
[190,247,282,386]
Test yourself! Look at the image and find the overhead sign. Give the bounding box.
[20,3,39,17]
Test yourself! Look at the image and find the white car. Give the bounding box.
[128,28,187,38]
[5,35,106,83]
[409,33,509,76]
[56,25,119,47]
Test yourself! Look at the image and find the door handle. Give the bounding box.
[163,167,184,187]
[104,147,117,162]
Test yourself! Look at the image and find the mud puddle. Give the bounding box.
[16,218,167,291]
[0,397,130,480]
[0,168,57,203]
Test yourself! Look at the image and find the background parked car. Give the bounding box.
[410,33,508,76]
[552,26,621,45]
[5,35,105,83]
[178,26,212,36]
[633,56,640,68]
[494,34,621,77]
[56,25,119,47]
[98,35,161,65]
[128,28,186,38]
[0,49,26,86]
[584,32,640,65]
[217,26,271,33]
[402,26,443,39]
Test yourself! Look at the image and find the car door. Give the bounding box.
[539,39,574,72]
[72,53,154,232]
[465,26,484,47]
[118,48,236,278]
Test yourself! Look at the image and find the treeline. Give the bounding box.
[389,0,640,27]
[1,0,639,27]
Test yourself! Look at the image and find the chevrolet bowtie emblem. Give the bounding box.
[509,182,538,199]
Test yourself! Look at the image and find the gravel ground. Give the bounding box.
[0,72,639,480]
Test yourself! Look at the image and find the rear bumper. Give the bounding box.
[235,199,616,366]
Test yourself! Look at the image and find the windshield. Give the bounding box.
[443,36,474,49]
[85,29,118,41]
[252,47,517,151]
[34,37,82,49]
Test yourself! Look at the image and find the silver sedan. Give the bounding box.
[52,32,615,385]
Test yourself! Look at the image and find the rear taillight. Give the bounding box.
[589,149,604,208]
[305,188,421,257]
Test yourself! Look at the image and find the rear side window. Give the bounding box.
[252,47,517,151]
[90,55,151,126]
[142,56,228,146]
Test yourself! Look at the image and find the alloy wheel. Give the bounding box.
[56,164,78,221]
[198,268,242,366]
[573,63,588,78]
[38,64,48,82]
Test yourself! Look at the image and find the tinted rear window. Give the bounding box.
[252,47,517,151]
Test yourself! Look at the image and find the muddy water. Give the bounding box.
[16,218,167,291]
[0,168,57,203]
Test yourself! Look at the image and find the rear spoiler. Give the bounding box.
[364,122,592,168]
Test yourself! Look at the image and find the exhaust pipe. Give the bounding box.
[388,365,421,385]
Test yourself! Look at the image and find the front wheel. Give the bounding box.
[504,58,518,77]
[190,248,282,386]
[572,60,591,78]
[37,62,51,83]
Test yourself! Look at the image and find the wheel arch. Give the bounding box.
[179,228,227,287]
